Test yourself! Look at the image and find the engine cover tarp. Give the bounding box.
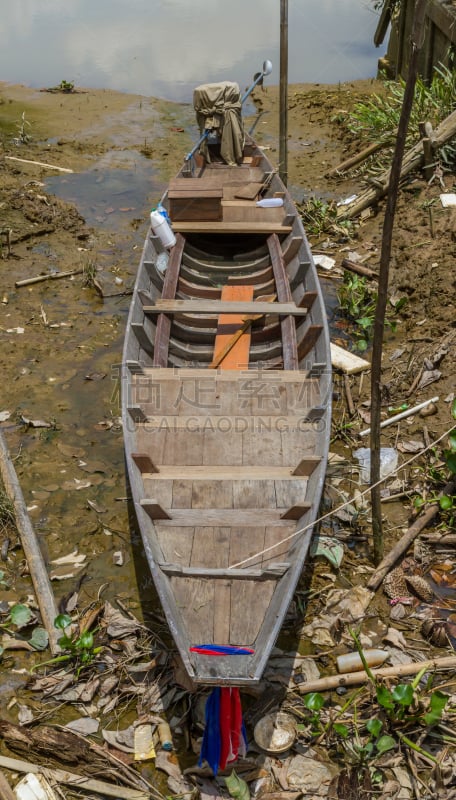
[193,81,244,165]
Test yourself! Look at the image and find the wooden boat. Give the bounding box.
[122,70,331,686]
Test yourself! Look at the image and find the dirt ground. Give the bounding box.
[0,78,455,795]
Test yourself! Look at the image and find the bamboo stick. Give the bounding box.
[341,258,379,280]
[15,269,84,288]
[337,108,456,220]
[0,431,60,655]
[298,655,456,694]
[327,139,391,177]
[0,756,149,800]
[359,396,439,436]
[0,770,16,800]
[5,156,73,173]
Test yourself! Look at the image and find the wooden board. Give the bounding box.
[213,285,254,370]
[144,300,307,316]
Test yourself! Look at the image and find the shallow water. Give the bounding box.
[0,1,383,100]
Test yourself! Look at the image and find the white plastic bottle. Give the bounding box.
[256,197,284,208]
[150,209,176,249]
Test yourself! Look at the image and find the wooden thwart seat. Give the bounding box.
[141,506,311,524]
[159,563,291,580]
[142,299,308,316]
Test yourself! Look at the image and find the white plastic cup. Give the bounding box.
[150,210,176,249]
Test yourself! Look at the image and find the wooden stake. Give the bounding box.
[298,655,456,694]
[0,431,60,655]
[370,0,428,565]
[341,258,378,280]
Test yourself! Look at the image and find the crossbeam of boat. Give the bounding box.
[142,300,308,316]
[158,563,291,580]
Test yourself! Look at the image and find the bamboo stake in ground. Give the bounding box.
[370,0,428,565]
[298,655,456,694]
[0,431,60,655]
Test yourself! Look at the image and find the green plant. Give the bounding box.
[299,196,354,239]
[82,259,98,288]
[58,80,75,93]
[15,111,31,144]
[413,399,456,525]
[32,614,102,674]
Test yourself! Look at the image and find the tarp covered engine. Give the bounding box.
[193,81,245,166]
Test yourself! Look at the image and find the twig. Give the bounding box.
[343,374,356,416]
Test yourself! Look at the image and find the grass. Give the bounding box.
[0,487,15,534]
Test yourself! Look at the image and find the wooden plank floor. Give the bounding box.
[133,368,320,647]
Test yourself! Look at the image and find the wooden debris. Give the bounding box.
[298,655,456,694]
[341,258,379,280]
[0,755,149,800]
[15,269,84,288]
[0,770,15,800]
[5,156,73,173]
[327,139,391,177]
[330,343,370,374]
[0,431,60,655]
[337,108,456,220]
[367,478,456,592]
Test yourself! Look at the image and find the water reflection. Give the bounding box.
[0,1,382,100]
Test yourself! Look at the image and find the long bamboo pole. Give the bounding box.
[298,655,456,694]
[0,431,60,654]
[279,0,288,185]
[370,0,428,565]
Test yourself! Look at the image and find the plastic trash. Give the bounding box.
[156,251,169,275]
[150,209,176,249]
[14,773,57,800]
[336,649,389,674]
[256,197,284,208]
[158,720,173,750]
[353,447,398,484]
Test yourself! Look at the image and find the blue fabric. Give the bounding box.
[199,687,222,775]
[190,644,254,655]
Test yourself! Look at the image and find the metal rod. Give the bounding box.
[279,0,288,185]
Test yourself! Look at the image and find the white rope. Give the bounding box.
[229,424,454,569]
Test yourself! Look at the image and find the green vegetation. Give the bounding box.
[47,79,75,93]
[298,196,354,239]
[337,271,403,352]
[413,398,456,527]
[32,614,102,674]
[298,630,450,774]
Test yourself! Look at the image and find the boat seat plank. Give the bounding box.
[159,563,290,579]
[139,463,320,480]
[154,509,299,526]
[135,368,310,382]
[172,222,293,234]
[143,300,308,316]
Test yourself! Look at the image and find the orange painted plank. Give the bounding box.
[213,285,254,370]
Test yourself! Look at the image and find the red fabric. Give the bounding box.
[219,688,243,770]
